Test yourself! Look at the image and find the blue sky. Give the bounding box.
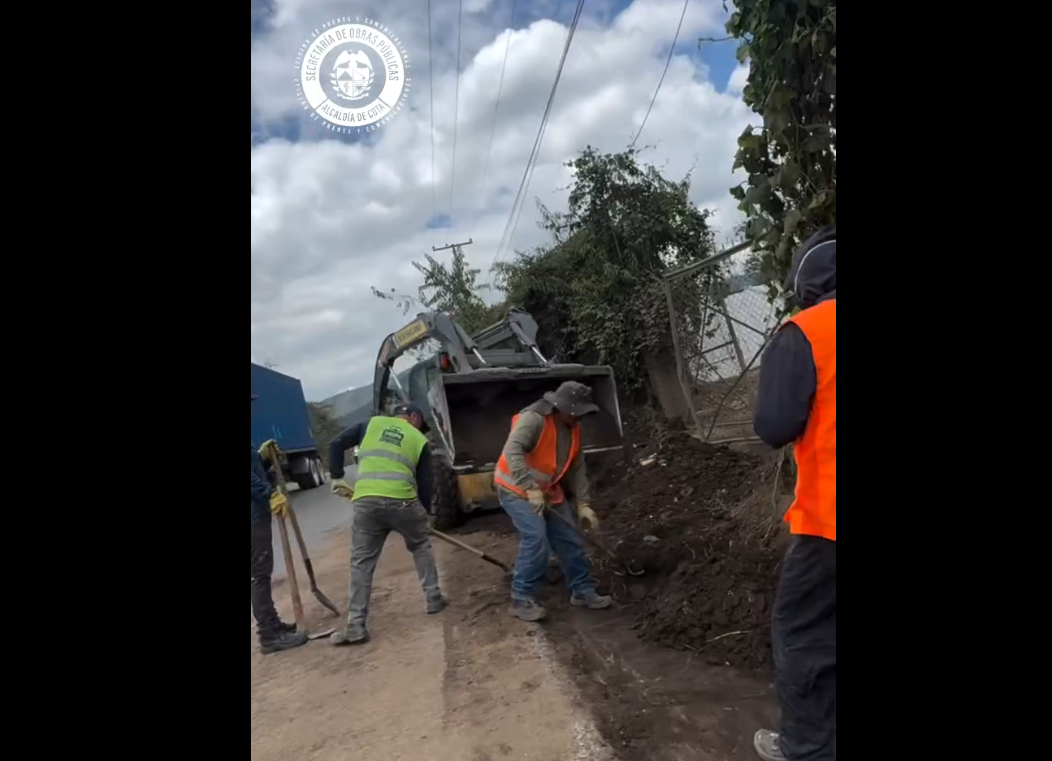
[250,0,743,149]
[250,0,755,399]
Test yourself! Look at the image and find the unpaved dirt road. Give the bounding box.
[251,486,612,761]
[251,488,776,760]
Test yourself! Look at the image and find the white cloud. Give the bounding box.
[251,0,754,400]
[727,62,749,94]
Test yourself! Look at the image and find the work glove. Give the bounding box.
[258,440,279,463]
[577,502,599,532]
[526,489,549,516]
[331,478,355,500]
[269,491,289,517]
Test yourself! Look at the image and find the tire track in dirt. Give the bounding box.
[439,525,615,760]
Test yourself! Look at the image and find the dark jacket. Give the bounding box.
[754,227,836,449]
[329,418,435,513]
[251,446,276,525]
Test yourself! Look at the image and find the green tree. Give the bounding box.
[495,147,718,396]
[372,246,503,335]
[727,0,836,288]
[307,402,342,471]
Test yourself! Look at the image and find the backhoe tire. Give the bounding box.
[431,454,464,531]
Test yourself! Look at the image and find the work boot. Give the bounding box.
[570,589,613,610]
[330,625,370,646]
[426,595,448,615]
[259,629,308,655]
[275,619,297,634]
[510,597,547,622]
[753,730,787,761]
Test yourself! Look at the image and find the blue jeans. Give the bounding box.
[499,489,594,600]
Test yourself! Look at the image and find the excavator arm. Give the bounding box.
[371,312,487,415]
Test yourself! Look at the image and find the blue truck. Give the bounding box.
[251,362,326,491]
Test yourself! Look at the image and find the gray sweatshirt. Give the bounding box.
[499,410,591,504]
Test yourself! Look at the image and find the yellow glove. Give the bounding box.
[331,478,355,500]
[577,502,599,531]
[526,489,549,516]
[258,440,279,463]
[269,491,289,517]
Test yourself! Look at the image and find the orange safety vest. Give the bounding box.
[494,412,581,505]
[785,299,836,542]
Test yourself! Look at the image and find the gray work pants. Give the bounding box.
[347,496,441,629]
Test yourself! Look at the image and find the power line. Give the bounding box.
[471,0,519,238]
[631,0,690,148]
[426,0,438,238]
[491,0,587,269]
[449,0,465,214]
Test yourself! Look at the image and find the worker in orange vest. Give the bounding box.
[752,227,836,761]
[494,381,613,622]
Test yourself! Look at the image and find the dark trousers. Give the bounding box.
[251,518,280,637]
[774,535,836,761]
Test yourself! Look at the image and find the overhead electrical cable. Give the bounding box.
[471,0,519,238]
[631,0,691,147]
[426,0,438,239]
[491,0,587,269]
[449,0,465,215]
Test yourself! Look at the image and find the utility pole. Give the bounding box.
[432,239,473,255]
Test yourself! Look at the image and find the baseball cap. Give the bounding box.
[393,402,431,433]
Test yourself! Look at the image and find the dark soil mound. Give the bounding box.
[592,432,784,672]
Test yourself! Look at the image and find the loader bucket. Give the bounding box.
[429,365,624,469]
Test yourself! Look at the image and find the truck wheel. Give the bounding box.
[294,458,322,491]
[431,454,463,531]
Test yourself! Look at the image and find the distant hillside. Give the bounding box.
[318,365,420,430]
[319,385,372,419]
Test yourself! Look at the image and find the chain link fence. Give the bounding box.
[662,242,787,444]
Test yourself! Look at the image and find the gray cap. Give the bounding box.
[544,381,599,418]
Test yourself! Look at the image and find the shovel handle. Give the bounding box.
[285,504,316,584]
[263,443,307,629]
[275,512,307,629]
[431,529,512,574]
[545,507,619,561]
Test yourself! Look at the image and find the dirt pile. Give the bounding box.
[591,433,785,671]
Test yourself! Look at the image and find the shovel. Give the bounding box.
[264,444,341,618]
[430,528,513,575]
[545,506,645,577]
[285,505,341,616]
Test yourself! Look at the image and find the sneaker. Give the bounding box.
[510,597,547,622]
[753,730,786,761]
[426,595,448,615]
[330,626,370,646]
[570,589,613,610]
[259,629,308,655]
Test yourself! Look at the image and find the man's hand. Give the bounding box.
[258,440,279,463]
[331,479,355,500]
[526,489,549,516]
[269,491,289,517]
[577,502,599,532]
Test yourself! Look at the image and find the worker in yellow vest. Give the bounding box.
[327,403,445,646]
[752,227,836,761]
